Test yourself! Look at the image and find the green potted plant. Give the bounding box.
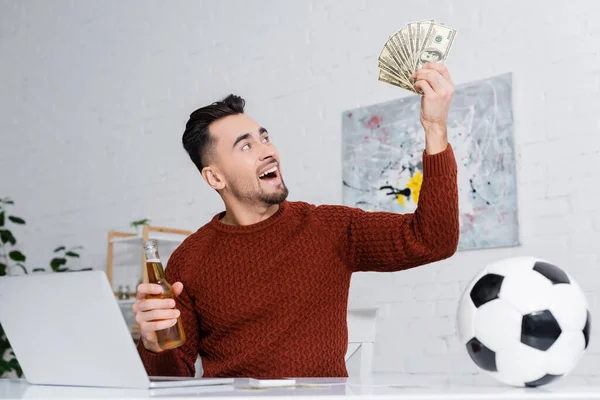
[130,218,151,234]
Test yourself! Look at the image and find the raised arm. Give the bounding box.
[338,62,459,272]
[345,144,459,272]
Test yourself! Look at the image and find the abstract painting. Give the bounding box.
[342,72,519,251]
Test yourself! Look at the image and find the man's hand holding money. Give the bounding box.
[411,62,454,155]
[377,19,457,155]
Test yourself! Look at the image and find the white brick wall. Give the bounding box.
[1,0,599,383]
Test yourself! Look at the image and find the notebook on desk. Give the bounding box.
[0,270,233,389]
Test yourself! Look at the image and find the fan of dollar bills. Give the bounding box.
[378,19,457,94]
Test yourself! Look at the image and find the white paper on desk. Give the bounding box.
[248,378,296,388]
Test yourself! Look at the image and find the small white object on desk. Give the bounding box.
[248,378,297,388]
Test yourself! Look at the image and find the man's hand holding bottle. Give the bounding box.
[132,282,184,353]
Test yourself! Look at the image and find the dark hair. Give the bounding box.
[182,94,246,172]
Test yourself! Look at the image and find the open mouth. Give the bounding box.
[258,165,279,181]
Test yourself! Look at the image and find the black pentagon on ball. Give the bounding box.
[470,273,504,308]
[583,310,591,349]
[521,310,562,351]
[466,337,497,372]
[525,373,562,387]
[533,261,570,285]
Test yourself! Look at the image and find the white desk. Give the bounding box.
[2,374,600,400]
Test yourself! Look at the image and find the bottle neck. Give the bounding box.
[144,247,165,282]
[146,259,165,282]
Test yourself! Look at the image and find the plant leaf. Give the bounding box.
[65,251,80,257]
[15,263,28,274]
[0,229,16,245]
[32,268,46,272]
[1,198,14,205]
[8,357,22,376]
[131,218,150,227]
[8,216,25,224]
[53,246,66,252]
[0,263,6,276]
[9,251,25,262]
[50,257,67,271]
[0,339,9,354]
[0,211,4,227]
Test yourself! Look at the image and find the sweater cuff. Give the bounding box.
[422,143,457,177]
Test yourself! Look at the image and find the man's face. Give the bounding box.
[207,113,288,205]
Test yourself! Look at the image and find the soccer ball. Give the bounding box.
[457,256,591,387]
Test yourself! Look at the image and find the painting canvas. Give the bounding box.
[342,72,519,251]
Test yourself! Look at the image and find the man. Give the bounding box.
[132,62,459,378]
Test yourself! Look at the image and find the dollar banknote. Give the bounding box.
[378,19,456,94]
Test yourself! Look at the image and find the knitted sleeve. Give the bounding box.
[136,247,201,377]
[318,144,459,273]
[347,144,459,272]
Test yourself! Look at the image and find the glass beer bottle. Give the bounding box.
[143,239,186,350]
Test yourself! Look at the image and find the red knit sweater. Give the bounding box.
[137,144,459,378]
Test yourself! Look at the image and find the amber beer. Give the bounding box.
[143,239,186,350]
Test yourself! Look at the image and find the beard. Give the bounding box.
[227,173,289,205]
[261,185,289,204]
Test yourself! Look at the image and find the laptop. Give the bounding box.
[0,270,233,389]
